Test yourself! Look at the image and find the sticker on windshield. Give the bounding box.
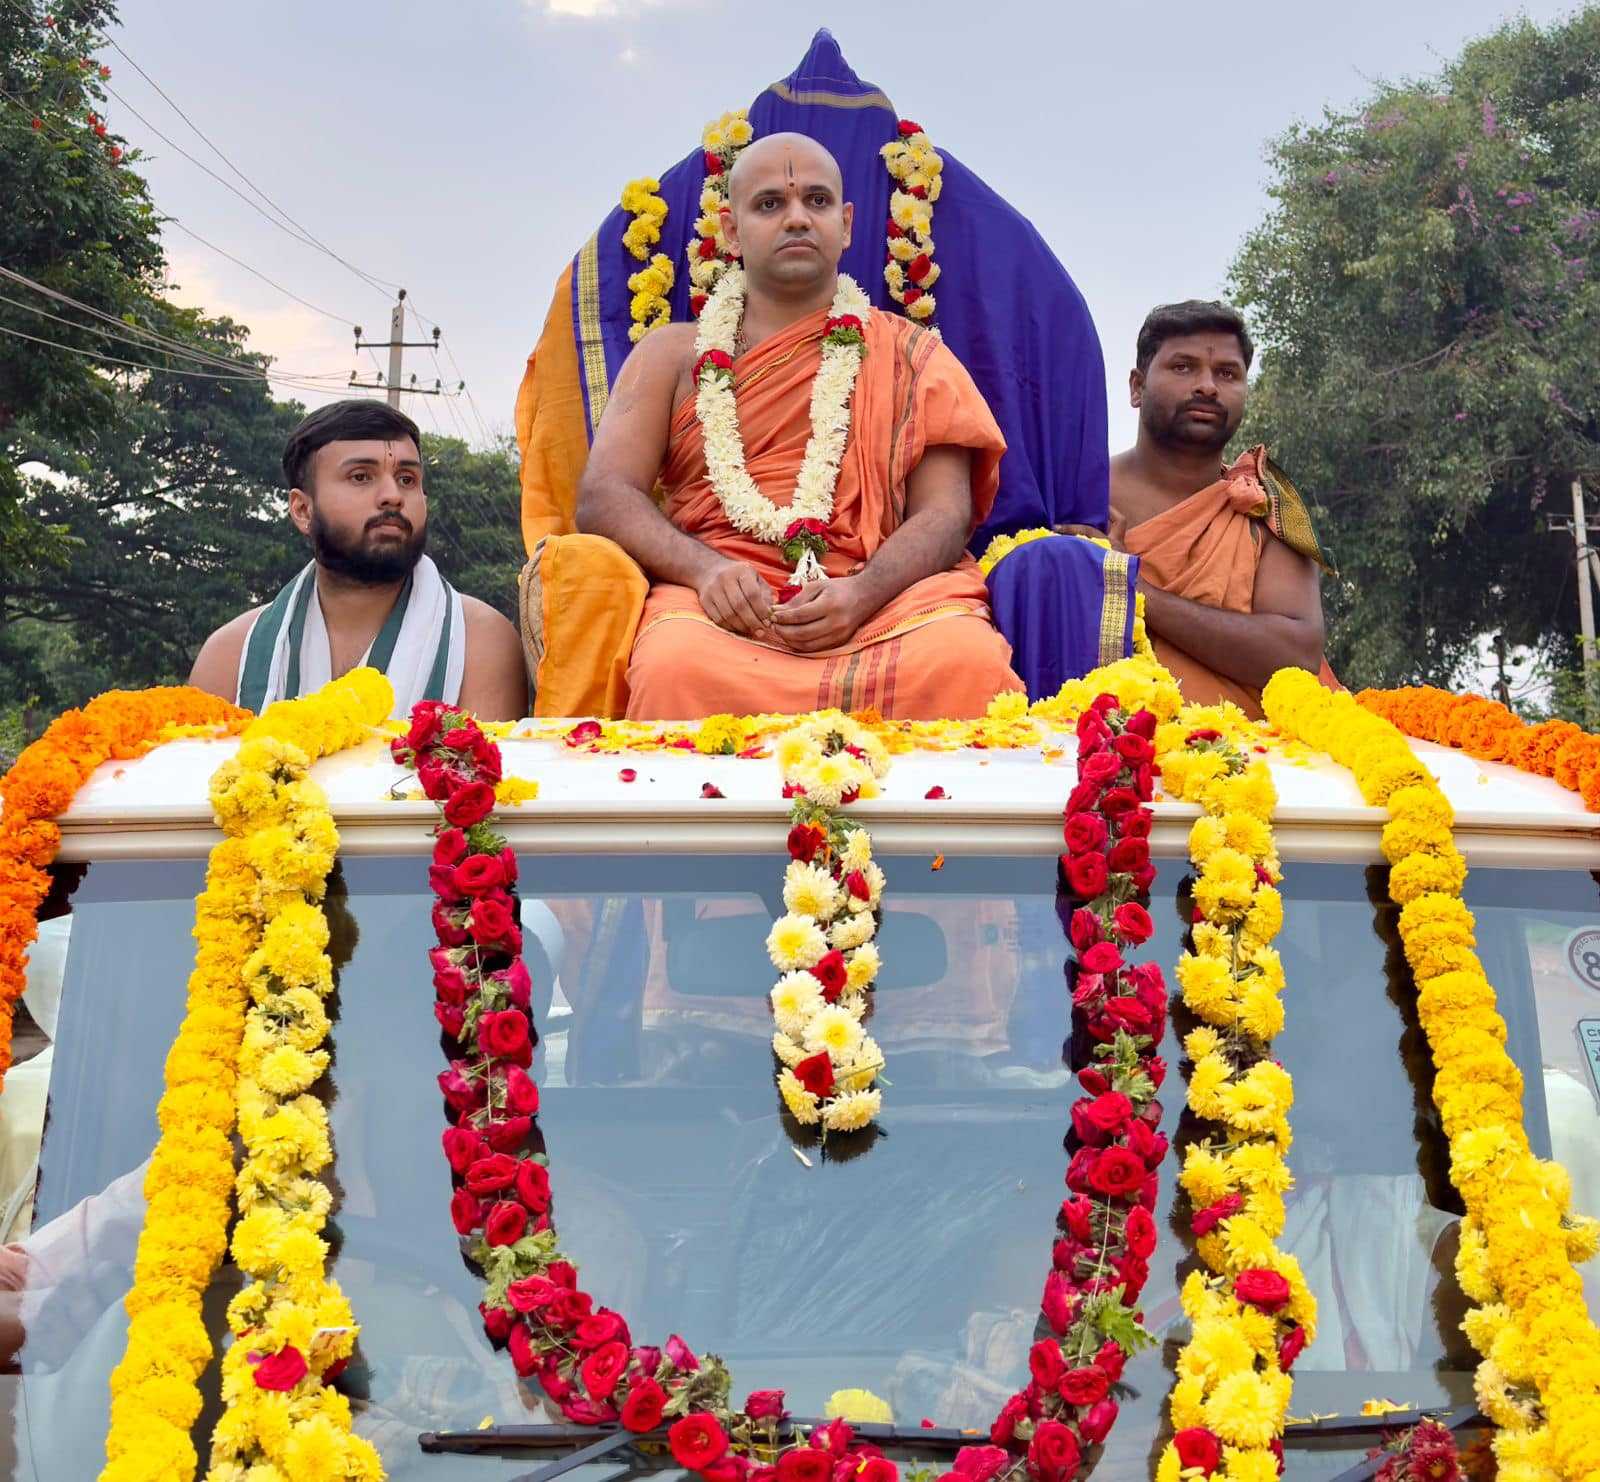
[1578,1021,1600,1109]
[1564,928,1600,992]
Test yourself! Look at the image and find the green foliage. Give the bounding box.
[1230,10,1600,690]
[422,433,524,622]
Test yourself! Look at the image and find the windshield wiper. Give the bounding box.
[421,1418,981,1482]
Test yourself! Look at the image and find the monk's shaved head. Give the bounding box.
[727,131,844,205]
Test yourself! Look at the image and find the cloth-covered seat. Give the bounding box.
[514,29,1128,717]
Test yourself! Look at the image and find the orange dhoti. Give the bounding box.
[1124,446,1337,719]
[624,306,1023,721]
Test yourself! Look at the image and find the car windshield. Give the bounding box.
[6,849,1600,1478]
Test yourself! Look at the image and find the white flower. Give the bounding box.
[779,1069,822,1125]
[804,1004,864,1057]
[784,861,841,920]
[836,1036,882,1092]
[846,941,881,991]
[771,1031,807,1068]
[829,912,876,950]
[841,829,873,872]
[864,861,886,907]
[770,972,824,1038]
[767,913,828,972]
[823,1088,881,1133]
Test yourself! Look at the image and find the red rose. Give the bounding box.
[433,826,469,866]
[1064,780,1099,815]
[953,1447,1009,1482]
[1040,1271,1079,1335]
[1100,786,1140,815]
[1234,1268,1292,1313]
[621,1375,667,1431]
[1028,1338,1066,1389]
[493,957,532,1009]
[856,1461,895,1482]
[1173,1428,1222,1475]
[1027,1420,1081,1482]
[1278,1325,1307,1370]
[1068,907,1104,954]
[898,118,923,135]
[990,1393,1029,1447]
[438,1061,480,1112]
[693,348,734,379]
[485,1200,528,1246]
[1063,812,1109,856]
[480,1302,514,1341]
[506,1322,540,1376]
[778,1451,833,1482]
[703,150,724,172]
[744,1388,788,1420]
[483,1114,532,1151]
[908,254,932,283]
[1103,996,1153,1035]
[565,719,603,747]
[478,1009,531,1061]
[1124,1205,1157,1258]
[435,1001,465,1037]
[1081,1090,1134,1138]
[1192,1192,1243,1236]
[516,1158,552,1212]
[1079,750,1121,786]
[1126,709,1157,738]
[506,1275,557,1313]
[1119,810,1153,840]
[1093,1339,1125,1382]
[787,823,826,861]
[465,1153,519,1195]
[470,896,517,947]
[1059,1195,1094,1241]
[844,870,870,900]
[1058,1365,1109,1406]
[1113,733,1153,764]
[665,1333,698,1370]
[444,780,496,827]
[1086,1147,1145,1198]
[924,785,947,799]
[902,285,924,304]
[562,1396,618,1426]
[450,1188,483,1234]
[452,853,505,895]
[549,1289,594,1326]
[1111,901,1153,944]
[431,900,469,947]
[1080,940,1124,975]
[433,960,471,1005]
[504,1064,541,1116]
[580,1339,629,1398]
[777,584,803,604]
[1128,1118,1168,1168]
[669,1413,729,1471]
[1080,1398,1118,1445]
[251,1345,308,1391]
[701,782,726,798]
[793,1051,835,1098]
[690,293,709,316]
[1108,837,1150,873]
[442,1125,484,1172]
[1063,850,1109,898]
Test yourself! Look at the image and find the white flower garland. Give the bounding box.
[693,268,871,547]
[767,714,890,1135]
[687,108,754,314]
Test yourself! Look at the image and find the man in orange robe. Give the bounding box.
[1102,300,1335,718]
[572,133,1023,720]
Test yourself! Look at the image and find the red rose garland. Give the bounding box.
[397,701,930,1482]
[981,692,1169,1481]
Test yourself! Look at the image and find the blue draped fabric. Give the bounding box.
[986,540,1139,701]
[561,29,1125,689]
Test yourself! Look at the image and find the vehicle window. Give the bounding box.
[5,853,1597,1478]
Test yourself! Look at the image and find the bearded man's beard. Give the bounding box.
[310,508,427,583]
[1148,397,1236,451]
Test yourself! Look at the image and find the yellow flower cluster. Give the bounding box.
[1154,707,1315,1481]
[1031,652,1184,731]
[99,670,390,1482]
[689,109,754,303]
[620,175,669,260]
[625,252,675,344]
[1262,667,1600,1482]
[880,124,942,321]
[769,717,889,1135]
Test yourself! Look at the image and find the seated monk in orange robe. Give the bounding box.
[1099,300,1335,719]
[573,132,1023,721]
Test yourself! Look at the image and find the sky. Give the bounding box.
[107,0,1577,453]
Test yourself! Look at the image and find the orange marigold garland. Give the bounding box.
[1356,685,1600,810]
[0,687,248,1093]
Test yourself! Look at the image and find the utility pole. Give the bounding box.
[1551,478,1597,726]
[349,289,459,403]
[1493,633,1512,708]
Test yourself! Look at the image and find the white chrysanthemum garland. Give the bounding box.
[765,714,891,1135]
[687,108,755,314]
[880,119,942,322]
[693,268,871,556]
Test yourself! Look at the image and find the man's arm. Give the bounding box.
[769,444,973,653]
[457,596,529,721]
[1137,523,1325,689]
[574,327,775,640]
[187,609,258,702]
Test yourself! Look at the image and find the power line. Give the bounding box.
[407,299,496,447]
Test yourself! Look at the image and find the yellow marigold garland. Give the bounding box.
[99,669,391,1482]
[767,715,890,1134]
[620,175,675,344]
[687,109,754,314]
[1152,709,1315,1482]
[0,688,248,1098]
[1262,667,1600,1482]
[880,119,941,322]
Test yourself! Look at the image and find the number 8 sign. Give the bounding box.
[1565,927,1600,992]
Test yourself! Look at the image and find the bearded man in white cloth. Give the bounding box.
[190,401,527,720]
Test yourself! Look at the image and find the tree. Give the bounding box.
[422,432,525,622]
[1229,9,1600,693]
[0,0,166,575]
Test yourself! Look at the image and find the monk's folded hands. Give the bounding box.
[768,577,874,654]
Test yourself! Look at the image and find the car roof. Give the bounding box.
[52,729,1600,870]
